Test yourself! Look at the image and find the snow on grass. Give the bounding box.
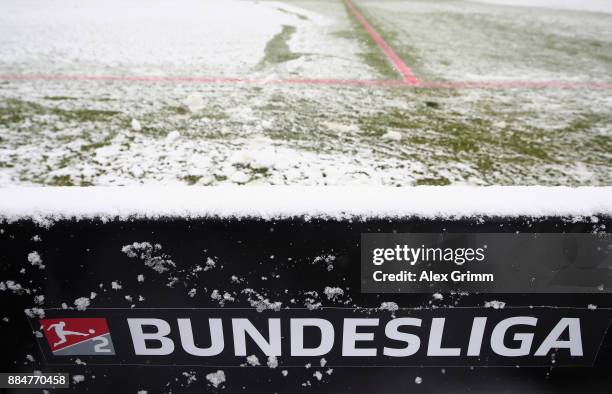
[472,0,612,14]
[0,0,382,80]
[0,81,610,187]
[0,1,610,189]
[0,0,278,77]
[360,0,612,81]
[382,130,402,141]
[130,119,142,132]
[253,0,385,79]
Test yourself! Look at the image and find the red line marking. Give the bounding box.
[0,74,610,89]
[5,74,330,85]
[0,74,403,87]
[344,0,419,85]
[0,3,609,90]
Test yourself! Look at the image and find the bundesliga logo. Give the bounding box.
[39,318,116,355]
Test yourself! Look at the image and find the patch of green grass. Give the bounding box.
[359,109,420,136]
[257,103,286,111]
[166,105,190,115]
[274,6,308,20]
[0,98,122,126]
[358,104,558,165]
[44,96,76,101]
[341,5,398,79]
[182,175,202,185]
[563,114,609,132]
[440,121,483,154]
[266,128,314,142]
[353,7,438,80]
[582,135,612,157]
[407,135,430,145]
[139,126,167,137]
[359,51,398,80]
[331,30,354,40]
[476,156,494,173]
[52,108,120,122]
[80,132,116,151]
[259,25,301,66]
[165,105,229,121]
[48,175,74,186]
[0,99,45,125]
[200,110,230,121]
[251,167,269,175]
[506,132,549,160]
[57,156,72,169]
[414,177,451,186]
[234,163,269,176]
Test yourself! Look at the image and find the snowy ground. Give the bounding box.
[0,0,610,186]
[473,0,612,14]
[359,0,612,81]
[0,0,382,80]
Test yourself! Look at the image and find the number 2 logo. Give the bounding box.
[93,336,112,353]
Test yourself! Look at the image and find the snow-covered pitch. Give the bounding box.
[0,0,610,187]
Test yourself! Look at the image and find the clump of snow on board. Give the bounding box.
[205,370,226,388]
[267,355,278,368]
[74,297,90,311]
[246,355,260,366]
[484,300,506,309]
[28,251,45,269]
[121,242,175,273]
[324,286,344,300]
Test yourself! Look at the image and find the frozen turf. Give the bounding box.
[358,0,612,81]
[0,0,610,186]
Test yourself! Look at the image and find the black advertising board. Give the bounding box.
[1,215,612,393]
